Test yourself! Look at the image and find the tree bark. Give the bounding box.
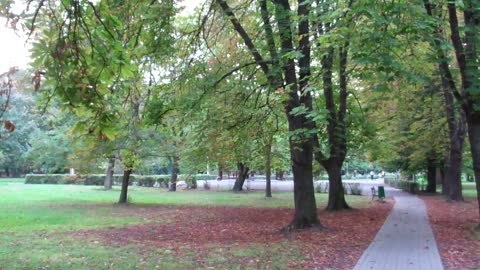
[217,163,223,180]
[265,141,272,198]
[325,162,349,210]
[467,114,480,223]
[216,0,321,229]
[233,162,249,192]
[448,0,479,223]
[426,159,437,193]
[118,168,132,204]
[104,157,115,190]
[169,156,179,192]
[423,1,466,201]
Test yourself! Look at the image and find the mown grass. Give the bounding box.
[0,178,367,269]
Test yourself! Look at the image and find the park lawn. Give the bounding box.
[0,180,386,269]
[434,182,477,198]
[462,181,477,198]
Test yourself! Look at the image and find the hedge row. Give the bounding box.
[385,178,419,194]
[25,174,216,188]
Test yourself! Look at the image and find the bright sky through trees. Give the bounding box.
[0,0,203,73]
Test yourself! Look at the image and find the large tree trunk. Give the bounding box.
[216,0,321,229]
[288,134,319,229]
[445,137,464,201]
[232,162,249,192]
[104,157,115,190]
[118,168,132,204]
[325,162,349,210]
[467,114,480,225]
[443,103,466,201]
[169,156,179,192]
[426,158,437,193]
[423,0,466,201]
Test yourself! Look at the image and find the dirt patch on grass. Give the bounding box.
[421,195,480,270]
[75,201,392,269]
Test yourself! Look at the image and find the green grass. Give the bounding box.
[434,182,477,198]
[0,179,367,269]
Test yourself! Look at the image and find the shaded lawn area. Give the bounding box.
[421,195,480,270]
[462,182,477,198]
[0,180,392,269]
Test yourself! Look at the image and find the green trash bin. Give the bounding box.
[378,186,385,200]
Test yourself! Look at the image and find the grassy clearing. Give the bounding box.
[0,179,371,269]
[0,181,366,233]
[0,232,301,270]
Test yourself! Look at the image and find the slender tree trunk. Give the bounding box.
[217,163,223,180]
[104,157,115,190]
[169,156,179,192]
[118,169,132,204]
[233,162,249,192]
[441,164,449,196]
[426,159,437,193]
[265,143,272,198]
[325,162,349,210]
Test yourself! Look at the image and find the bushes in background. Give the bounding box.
[24,174,209,188]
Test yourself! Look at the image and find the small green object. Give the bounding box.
[378,186,385,199]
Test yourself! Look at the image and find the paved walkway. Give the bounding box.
[353,189,444,270]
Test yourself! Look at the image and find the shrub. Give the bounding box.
[181,175,197,189]
[398,181,418,194]
[64,174,85,184]
[203,180,211,190]
[194,174,217,181]
[315,182,328,193]
[25,174,64,184]
[84,175,104,186]
[136,176,156,187]
[349,183,362,195]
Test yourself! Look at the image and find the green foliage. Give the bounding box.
[182,175,197,189]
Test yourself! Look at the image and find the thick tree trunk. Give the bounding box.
[426,159,437,193]
[424,0,466,201]
[325,162,349,210]
[104,157,115,190]
[445,138,464,201]
[466,114,480,225]
[118,169,132,204]
[233,162,249,192]
[288,139,320,229]
[169,156,179,192]
[216,0,320,229]
[444,109,466,201]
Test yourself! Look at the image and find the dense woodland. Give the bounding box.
[0,0,478,229]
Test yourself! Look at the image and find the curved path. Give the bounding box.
[353,188,444,270]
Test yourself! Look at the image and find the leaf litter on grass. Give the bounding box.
[74,201,393,269]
